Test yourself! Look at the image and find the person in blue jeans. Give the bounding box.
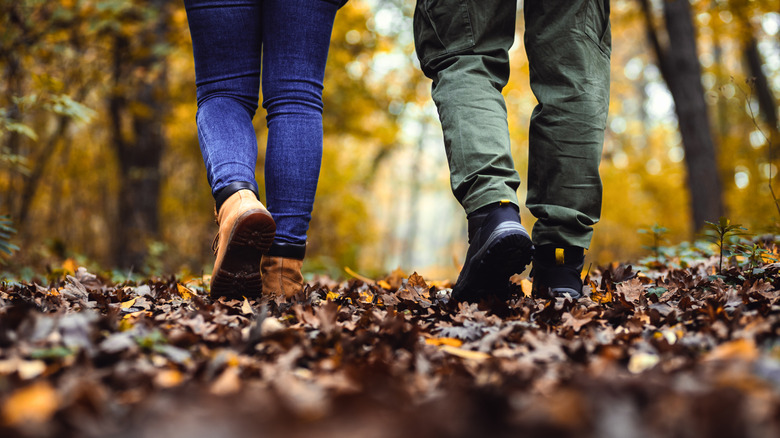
[183,0,347,298]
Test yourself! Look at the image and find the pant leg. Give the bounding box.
[184,0,263,197]
[524,0,611,249]
[261,0,340,245]
[413,0,520,214]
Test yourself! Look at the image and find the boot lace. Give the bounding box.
[211,233,219,255]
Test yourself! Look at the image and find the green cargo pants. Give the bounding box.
[413,0,611,249]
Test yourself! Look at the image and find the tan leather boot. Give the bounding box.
[261,241,306,298]
[211,189,275,299]
[261,256,304,298]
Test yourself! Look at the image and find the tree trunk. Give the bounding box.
[108,5,169,270]
[15,116,71,226]
[744,35,778,136]
[3,55,23,217]
[640,0,724,231]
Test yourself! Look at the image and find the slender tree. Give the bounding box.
[639,0,724,231]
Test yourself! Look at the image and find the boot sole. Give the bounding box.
[210,209,276,299]
[452,224,534,302]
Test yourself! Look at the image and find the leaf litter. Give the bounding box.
[0,257,778,438]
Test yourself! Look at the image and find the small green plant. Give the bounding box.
[734,242,776,277]
[639,224,668,264]
[0,215,19,259]
[702,217,748,274]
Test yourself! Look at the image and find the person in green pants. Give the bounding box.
[413,0,611,301]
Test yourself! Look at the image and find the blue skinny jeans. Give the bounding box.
[184,0,343,245]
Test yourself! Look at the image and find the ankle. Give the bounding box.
[466,202,521,242]
[214,181,259,213]
[467,200,519,219]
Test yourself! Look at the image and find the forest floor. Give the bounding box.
[1,246,779,438]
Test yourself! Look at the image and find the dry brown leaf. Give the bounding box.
[561,308,597,332]
[617,278,644,302]
[703,339,759,362]
[210,366,242,395]
[381,267,407,290]
[407,272,428,288]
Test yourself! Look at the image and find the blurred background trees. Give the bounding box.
[1,0,778,280]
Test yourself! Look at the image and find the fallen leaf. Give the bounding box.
[154,344,191,364]
[381,267,407,290]
[61,276,89,302]
[325,290,340,301]
[134,285,152,297]
[561,308,597,332]
[439,345,491,361]
[210,366,242,395]
[408,272,427,288]
[590,288,612,304]
[99,332,136,354]
[425,337,463,347]
[2,382,60,425]
[241,298,253,315]
[617,278,644,302]
[652,330,677,345]
[520,278,533,297]
[260,317,284,336]
[703,339,759,362]
[154,369,184,388]
[0,359,46,380]
[438,320,487,342]
[62,258,78,275]
[628,352,660,374]
[176,283,194,300]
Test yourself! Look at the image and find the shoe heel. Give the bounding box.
[231,209,276,253]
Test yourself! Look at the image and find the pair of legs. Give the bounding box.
[414,0,611,299]
[184,0,344,297]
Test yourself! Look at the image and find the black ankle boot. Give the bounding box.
[531,245,585,299]
[451,203,534,302]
